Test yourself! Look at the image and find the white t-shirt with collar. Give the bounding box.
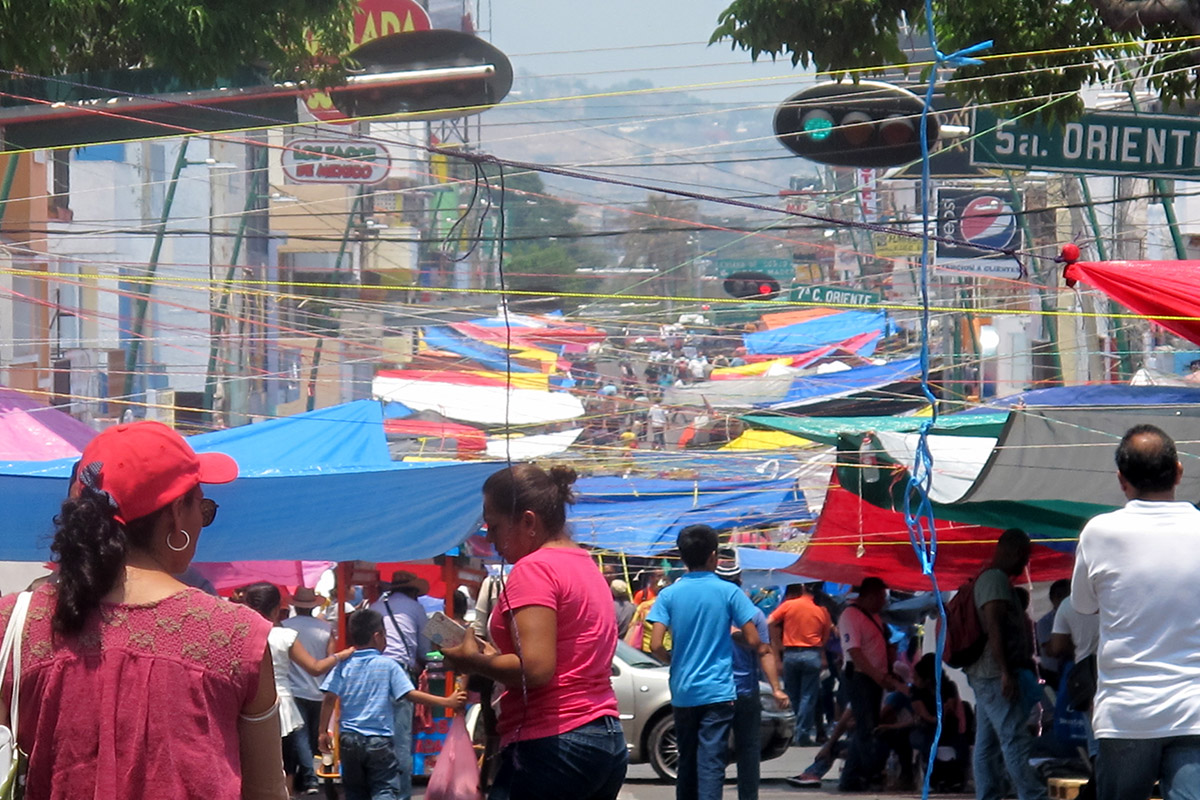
[1072,499,1200,739]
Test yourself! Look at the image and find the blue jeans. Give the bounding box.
[840,669,884,790]
[674,701,735,800]
[782,648,822,742]
[488,716,627,800]
[968,673,1048,800]
[288,697,321,791]
[732,693,761,800]
[1097,737,1200,800]
[339,731,401,800]
[393,698,413,799]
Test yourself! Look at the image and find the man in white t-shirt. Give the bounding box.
[282,587,334,795]
[837,577,904,791]
[1072,424,1200,800]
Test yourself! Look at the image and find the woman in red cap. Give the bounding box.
[0,421,286,799]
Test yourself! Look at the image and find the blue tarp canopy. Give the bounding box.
[743,310,890,356]
[422,326,537,373]
[758,357,923,409]
[959,383,1200,413]
[0,400,499,562]
[569,476,814,556]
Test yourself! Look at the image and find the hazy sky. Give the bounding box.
[485,0,809,104]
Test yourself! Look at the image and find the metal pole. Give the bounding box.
[306,188,363,411]
[202,147,265,416]
[125,140,190,389]
[1003,170,1063,385]
[1079,177,1133,379]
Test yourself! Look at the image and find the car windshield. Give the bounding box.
[615,639,665,668]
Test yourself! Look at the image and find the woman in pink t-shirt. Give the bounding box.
[444,464,626,800]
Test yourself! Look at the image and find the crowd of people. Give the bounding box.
[0,415,1194,800]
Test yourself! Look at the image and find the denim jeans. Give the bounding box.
[968,673,1048,800]
[288,697,322,791]
[488,716,627,800]
[1097,736,1200,800]
[674,701,735,800]
[339,730,401,800]
[840,669,884,790]
[393,697,413,799]
[732,693,761,800]
[782,647,822,742]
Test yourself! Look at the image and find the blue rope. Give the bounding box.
[906,10,990,797]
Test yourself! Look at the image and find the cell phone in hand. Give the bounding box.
[424,611,467,650]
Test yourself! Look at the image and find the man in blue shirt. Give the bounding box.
[649,526,765,800]
[718,553,790,800]
[319,610,465,800]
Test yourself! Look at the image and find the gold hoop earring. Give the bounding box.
[167,529,192,553]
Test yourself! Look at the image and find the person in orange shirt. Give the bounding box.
[768,582,833,746]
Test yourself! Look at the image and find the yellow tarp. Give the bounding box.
[720,429,812,450]
[710,357,793,379]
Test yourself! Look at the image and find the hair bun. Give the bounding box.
[548,465,577,502]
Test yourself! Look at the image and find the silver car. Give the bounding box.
[611,640,796,781]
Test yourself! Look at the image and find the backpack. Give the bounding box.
[939,572,987,668]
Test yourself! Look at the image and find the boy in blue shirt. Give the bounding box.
[319,610,466,800]
[649,525,766,800]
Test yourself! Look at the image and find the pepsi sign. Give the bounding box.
[935,189,1023,278]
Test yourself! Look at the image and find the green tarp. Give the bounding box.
[740,412,1010,447]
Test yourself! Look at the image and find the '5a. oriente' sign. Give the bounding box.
[972,108,1200,179]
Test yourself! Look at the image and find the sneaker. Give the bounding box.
[786,773,823,788]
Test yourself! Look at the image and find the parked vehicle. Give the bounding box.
[610,640,794,781]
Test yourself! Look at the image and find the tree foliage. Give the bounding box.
[0,0,357,85]
[711,0,1200,118]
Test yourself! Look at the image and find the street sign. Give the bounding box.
[935,188,1023,278]
[283,138,392,184]
[972,107,1200,179]
[792,284,880,306]
[709,258,795,282]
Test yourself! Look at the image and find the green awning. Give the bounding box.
[740,412,1010,447]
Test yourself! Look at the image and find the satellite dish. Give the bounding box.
[330,29,513,120]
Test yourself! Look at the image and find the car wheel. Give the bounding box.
[647,713,679,782]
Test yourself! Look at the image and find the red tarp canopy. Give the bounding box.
[794,476,1075,592]
[1064,257,1200,346]
[383,418,486,452]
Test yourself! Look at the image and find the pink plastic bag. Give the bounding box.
[425,715,481,800]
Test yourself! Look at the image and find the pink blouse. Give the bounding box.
[0,584,270,800]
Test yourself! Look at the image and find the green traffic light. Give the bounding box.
[802,114,834,141]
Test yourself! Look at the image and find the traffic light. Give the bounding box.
[775,81,938,168]
[330,30,513,121]
[723,271,782,300]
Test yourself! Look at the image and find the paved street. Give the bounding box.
[412,744,975,800]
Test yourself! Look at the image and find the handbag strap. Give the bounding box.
[0,592,33,735]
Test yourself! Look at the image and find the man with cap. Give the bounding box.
[838,577,904,791]
[283,586,333,794]
[368,571,430,799]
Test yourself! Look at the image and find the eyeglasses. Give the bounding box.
[200,498,219,528]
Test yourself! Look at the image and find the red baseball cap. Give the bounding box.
[72,421,238,524]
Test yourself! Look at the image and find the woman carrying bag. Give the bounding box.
[0,421,286,800]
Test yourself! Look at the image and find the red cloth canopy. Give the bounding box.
[793,476,1075,592]
[1064,258,1200,346]
[383,418,486,453]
